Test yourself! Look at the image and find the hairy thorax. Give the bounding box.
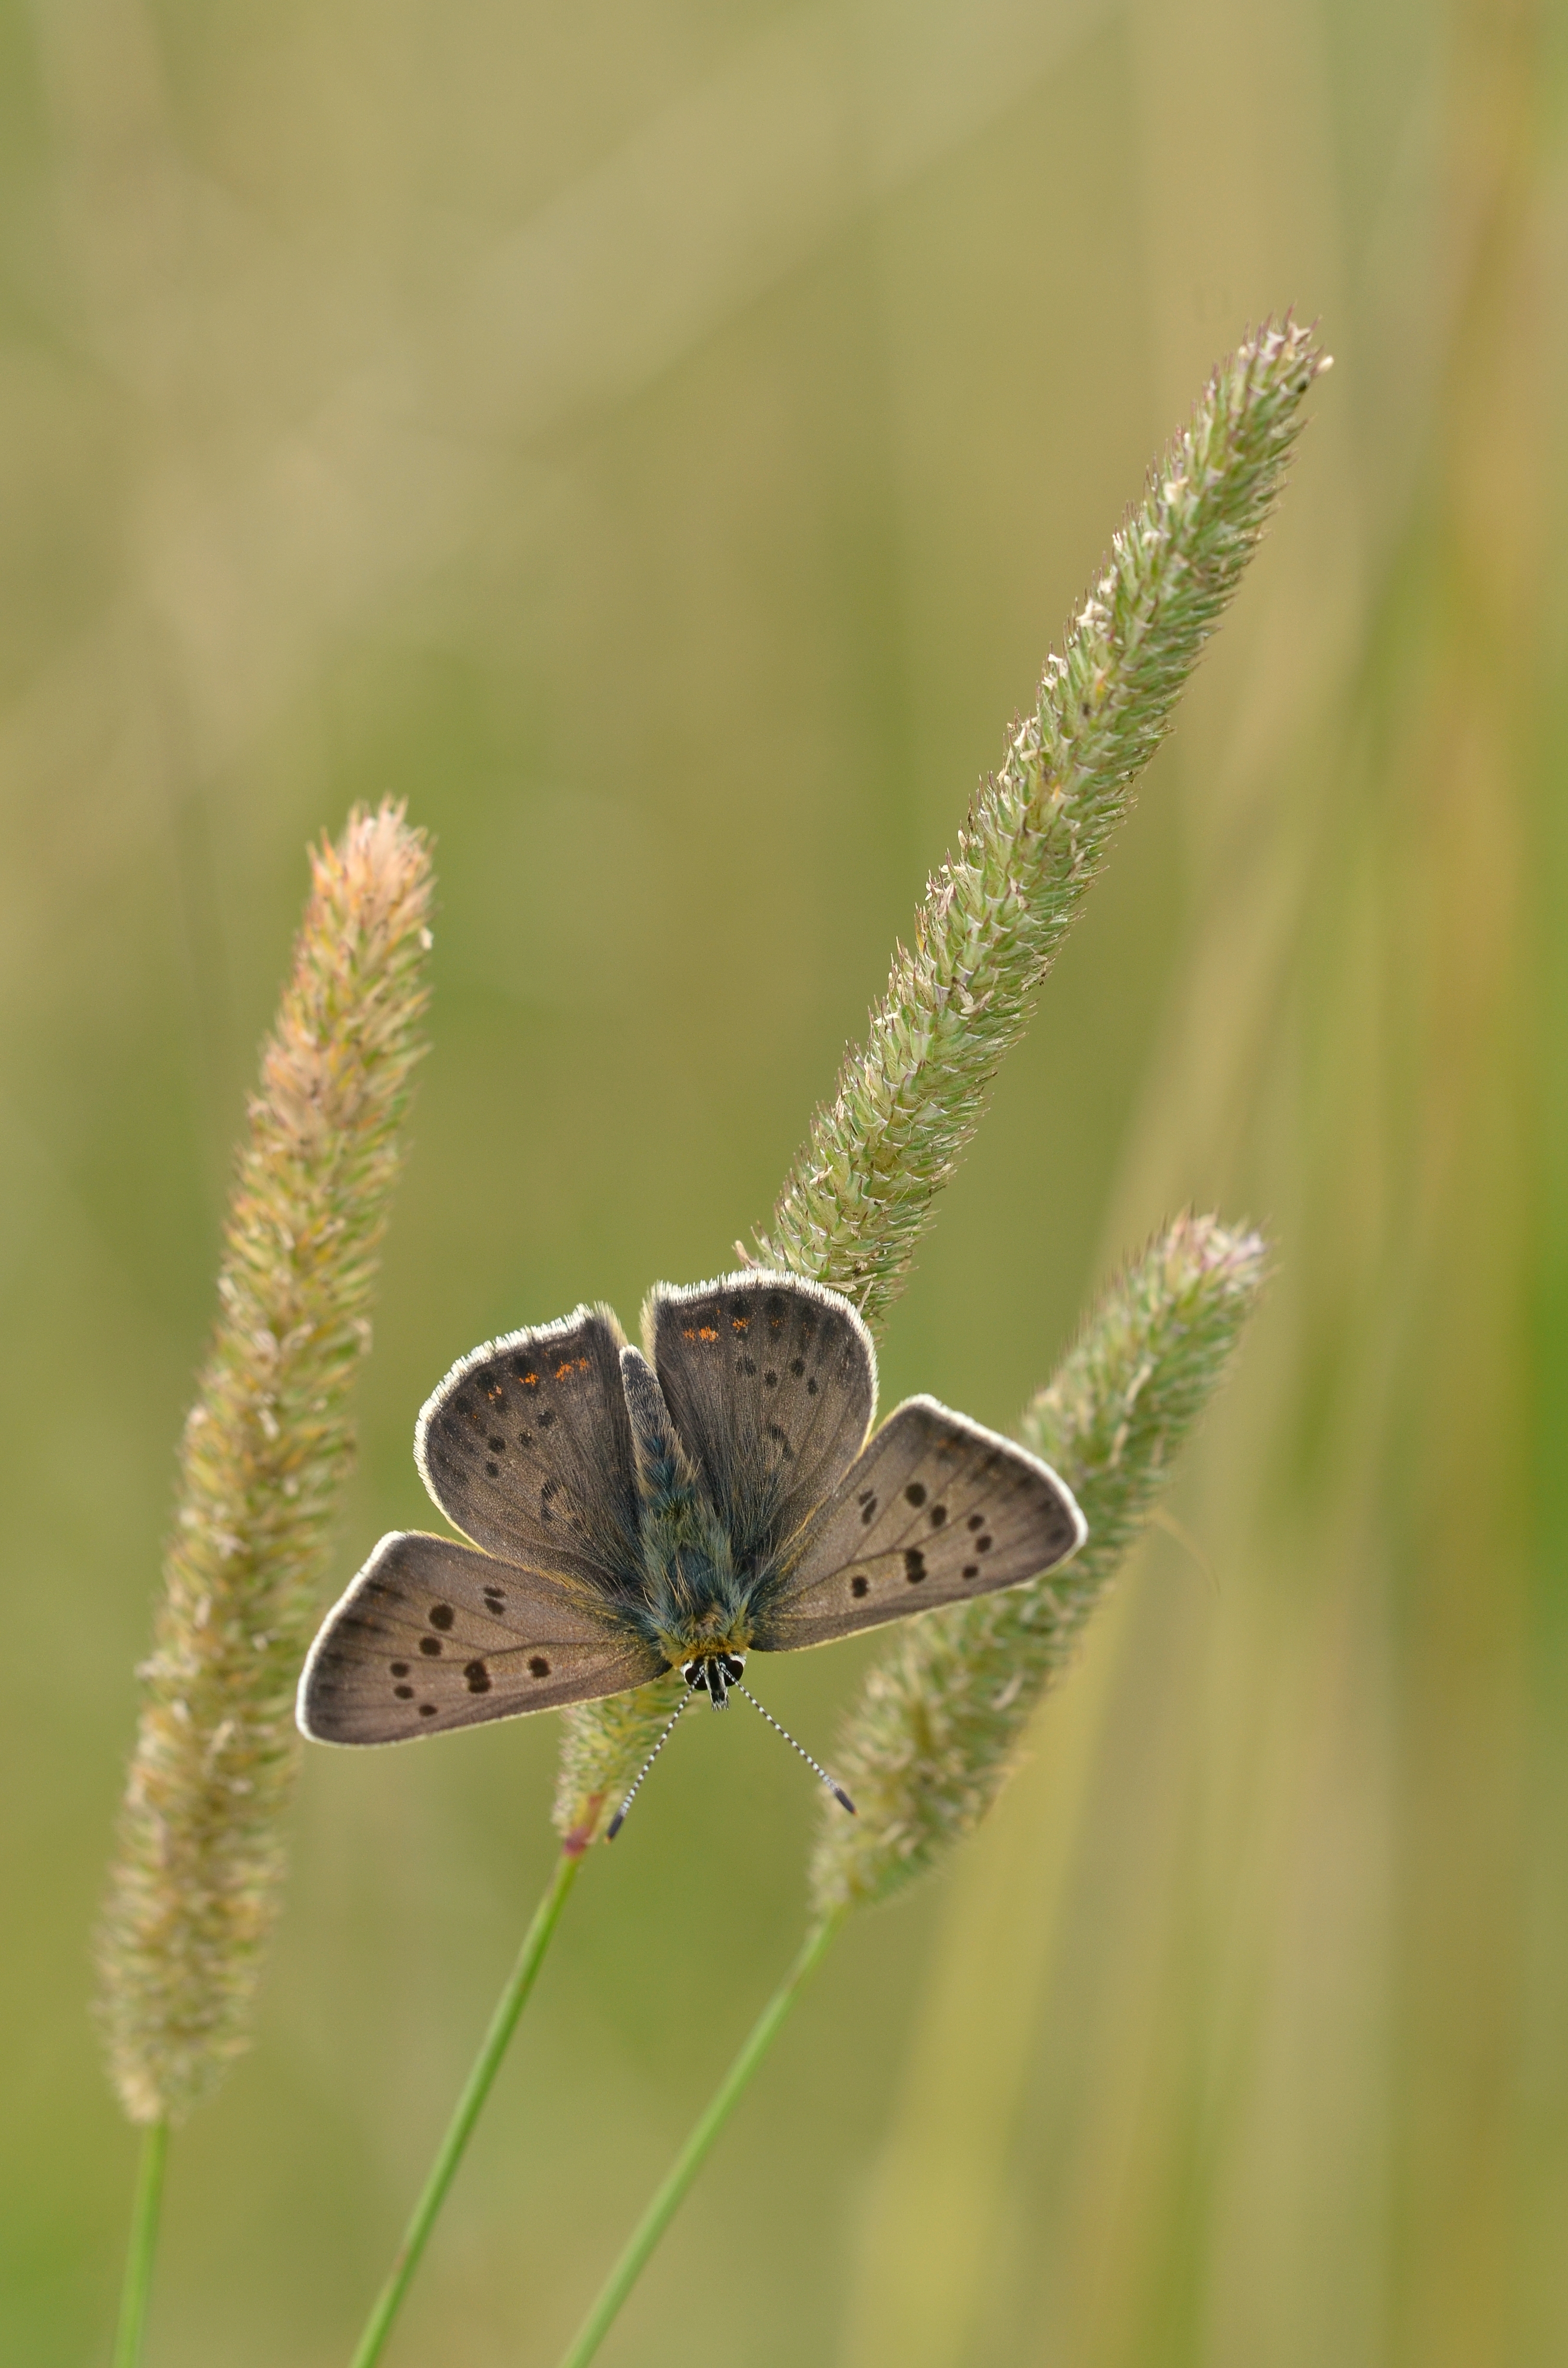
[640,1513,756,1668]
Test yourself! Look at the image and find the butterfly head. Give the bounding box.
[681,1649,747,1708]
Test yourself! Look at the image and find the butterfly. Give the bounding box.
[296,1271,1086,1814]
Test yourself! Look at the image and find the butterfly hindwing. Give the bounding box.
[751,1395,1086,1651]
[415,1305,642,1593]
[297,1531,665,1744]
[646,1270,876,1566]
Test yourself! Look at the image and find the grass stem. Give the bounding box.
[348,1849,583,2368]
[111,2119,168,2368]
[556,1912,844,2368]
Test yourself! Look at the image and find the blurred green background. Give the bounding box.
[3,0,1563,2361]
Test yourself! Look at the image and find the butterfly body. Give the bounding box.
[618,1345,754,1672]
[297,1271,1087,1747]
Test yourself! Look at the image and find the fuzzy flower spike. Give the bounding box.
[556,317,1328,1846]
[812,1213,1269,1914]
[98,802,434,2128]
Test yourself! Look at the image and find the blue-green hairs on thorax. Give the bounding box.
[620,1347,751,1662]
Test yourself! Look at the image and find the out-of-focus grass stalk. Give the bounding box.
[554,1216,1268,2367]
[554,316,1327,1848]
[555,1916,844,2368]
[96,803,432,2354]
[346,1850,583,2368]
[110,2121,168,2368]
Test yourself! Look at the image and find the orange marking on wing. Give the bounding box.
[520,1372,539,1387]
[731,1315,749,1332]
[698,1326,718,1343]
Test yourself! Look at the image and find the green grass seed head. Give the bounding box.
[809,1215,1269,1918]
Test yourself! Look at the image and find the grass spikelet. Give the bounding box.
[552,1669,687,1853]
[98,802,434,2126]
[757,321,1326,1331]
[810,1213,1268,1918]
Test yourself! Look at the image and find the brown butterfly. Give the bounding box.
[296,1271,1085,1823]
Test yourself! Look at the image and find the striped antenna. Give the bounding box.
[606,1690,695,1840]
[734,1684,856,1816]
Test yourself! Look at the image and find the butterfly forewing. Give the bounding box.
[751,1395,1086,1651]
[298,1531,664,1744]
[646,1271,876,1567]
[416,1305,641,1593]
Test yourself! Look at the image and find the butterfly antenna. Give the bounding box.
[733,1684,856,1815]
[606,1690,695,1840]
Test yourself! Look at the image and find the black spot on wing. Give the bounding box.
[749,1394,1085,1650]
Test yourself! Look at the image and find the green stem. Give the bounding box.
[557,1911,844,2368]
[349,1848,584,2368]
[112,2118,168,2368]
